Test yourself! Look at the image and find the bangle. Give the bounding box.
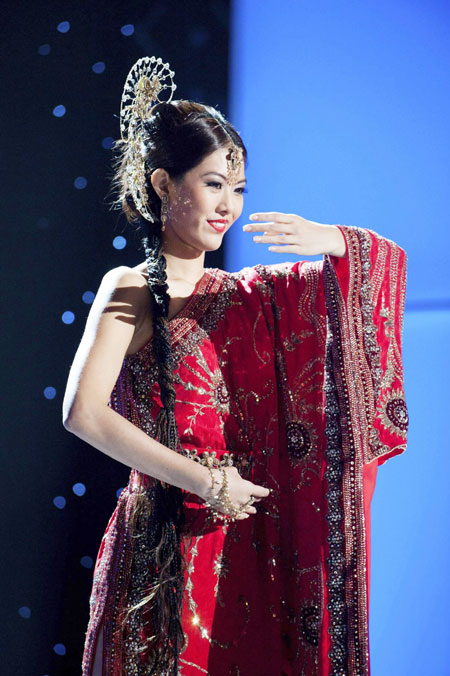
[203,467,246,525]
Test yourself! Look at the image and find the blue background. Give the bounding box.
[227,1,450,673]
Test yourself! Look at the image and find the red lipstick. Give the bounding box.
[207,219,228,233]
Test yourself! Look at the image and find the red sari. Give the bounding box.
[82,225,408,675]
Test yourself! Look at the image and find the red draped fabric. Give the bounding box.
[82,225,408,675]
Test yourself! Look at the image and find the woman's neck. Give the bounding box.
[163,250,206,286]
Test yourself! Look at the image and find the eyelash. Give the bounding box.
[206,181,248,194]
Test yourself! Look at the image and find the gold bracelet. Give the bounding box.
[204,467,247,525]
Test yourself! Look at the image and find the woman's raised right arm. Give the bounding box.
[62,266,211,496]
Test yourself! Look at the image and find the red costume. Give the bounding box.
[82,225,408,675]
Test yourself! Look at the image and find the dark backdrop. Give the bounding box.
[1,1,230,673]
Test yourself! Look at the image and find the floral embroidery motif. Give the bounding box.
[175,345,231,437]
[378,388,409,438]
[300,604,320,647]
[286,421,312,460]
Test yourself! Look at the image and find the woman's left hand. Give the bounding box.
[243,212,346,258]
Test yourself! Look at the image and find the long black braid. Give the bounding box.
[124,212,186,674]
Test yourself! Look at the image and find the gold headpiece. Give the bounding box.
[222,133,244,185]
[120,56,244,222]
[120,56,176,222]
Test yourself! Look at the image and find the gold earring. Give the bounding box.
[160,194,169,231]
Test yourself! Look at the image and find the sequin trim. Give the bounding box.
[324,236,372,676]
[322,280,348,675]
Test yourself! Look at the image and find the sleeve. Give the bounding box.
[324,224,409,465]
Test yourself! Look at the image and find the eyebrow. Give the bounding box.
[202,171,247,185]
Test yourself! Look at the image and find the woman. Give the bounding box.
[63,57,408,676]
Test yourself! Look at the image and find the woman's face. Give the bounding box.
[159,146,246,256]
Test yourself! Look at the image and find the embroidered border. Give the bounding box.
[323,264,348,676]
[324,246,370,676]
[355,229,383,404]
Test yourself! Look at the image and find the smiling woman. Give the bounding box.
[62,57,408,676]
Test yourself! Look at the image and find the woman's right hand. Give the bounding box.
[199,466,271,520]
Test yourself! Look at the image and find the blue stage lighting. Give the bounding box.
[92,61,105,74]
[101,136,114,149]
[72,482,86,496]
[74,176,87,190]
[53,105,66,118]
[113,235,127,250]
[80,556,94,569]
[53,643,66,655]
[121,24,134,36]
[57,21,70,33]
[61,311,75,324]
[53,496,66,509]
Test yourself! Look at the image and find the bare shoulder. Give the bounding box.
[100,263,148,295]
[95,264,150,313]
[62,264,153,424]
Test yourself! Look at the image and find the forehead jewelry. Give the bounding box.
[218,126,244,185]
[120,56,176,223]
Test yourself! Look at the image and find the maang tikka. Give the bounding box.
[120,56,244,223]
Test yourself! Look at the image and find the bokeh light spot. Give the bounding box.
[19,606,31,619]
[113,236,127,250]
[44,386,56,400]
[53,496,66,509]
[121,24,134,36]
[53,105,66,118]
[61,311,75,324]
[80,555,94,569]
[36,216,49,229]
[82,291,95,304]
[92,61,105,74]
[74,176,87,190]
[188,27,210,47]
[101,136,114,150]
[73,482,86,496]
[38,44,51,56]
[53,643,66,655]
[57,21,70,33]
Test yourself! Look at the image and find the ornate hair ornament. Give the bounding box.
[120,56,176,222]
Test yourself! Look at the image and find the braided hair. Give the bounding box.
[111,100,247,673]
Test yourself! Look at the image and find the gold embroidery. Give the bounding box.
[377,387,408,439]
[184,531,251,649]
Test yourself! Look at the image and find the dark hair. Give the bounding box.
[111,100,247,674]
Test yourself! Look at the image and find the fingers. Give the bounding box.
[243,222,292,234]
[243,212,298,234]
[252,233,293,244]
[252,484,271,498]
[240,502,257,514]
[249,212,294,223]
[267,245,302,253]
